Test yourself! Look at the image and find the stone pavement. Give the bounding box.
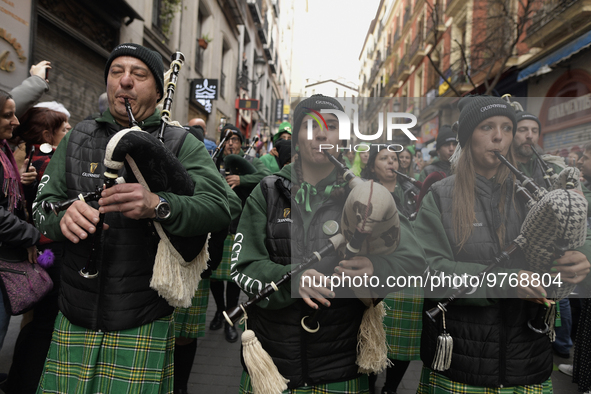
[0,295,581,394]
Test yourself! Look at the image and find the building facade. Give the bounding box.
[359,0,591,154]
[0,0,293,144]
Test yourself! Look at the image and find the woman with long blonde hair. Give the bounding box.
[414,95,591,394]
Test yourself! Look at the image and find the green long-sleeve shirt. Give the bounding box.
[33,109,232,240]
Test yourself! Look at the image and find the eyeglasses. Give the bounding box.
[227,137,241,144]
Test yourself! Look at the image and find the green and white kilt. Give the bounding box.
[383,286,423,360]
[210,234,234,281]
[417,366,553,394]
[239,370,369,394]
[37,312,174,394]
[173,278,210,338]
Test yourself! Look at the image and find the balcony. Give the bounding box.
[398,53,410,81]
[386,67,399,95]
[269,59,277,74]
[264,38,274,61]
[525,0,591,48]
[247,0,263,24]
[258,17,269,45]
[409,34,425,66]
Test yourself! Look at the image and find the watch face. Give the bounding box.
[157,203,171,219]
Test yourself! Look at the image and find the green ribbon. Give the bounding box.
[294,181,347,212]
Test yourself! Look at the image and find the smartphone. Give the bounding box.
[45,68,49,81]
[27,146,35,169]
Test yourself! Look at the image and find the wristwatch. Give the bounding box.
[154,196,171,221]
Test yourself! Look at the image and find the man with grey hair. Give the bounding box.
[34,43,231,392]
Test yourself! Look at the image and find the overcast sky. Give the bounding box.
[290,0,381,91]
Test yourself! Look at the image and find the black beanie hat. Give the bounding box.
[457,95,517,148]
[275,139,293,168]
[221,124,244,144]
[435,125,456,150]
[515,111,542,131]
[104,43,165,101]
[292,94,344,142]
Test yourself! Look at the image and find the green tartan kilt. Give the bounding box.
[210,234,234,281]
[417,366,553,394]
[383,286,423,360]
[239,370,369,394]
[173,278,210,338]
[36,312,174,394]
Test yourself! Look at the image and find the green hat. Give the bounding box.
[273,121,292,143]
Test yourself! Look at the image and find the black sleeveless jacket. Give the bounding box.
[421,175,553,387]
[60,119,186,331]
[244,175,365,389]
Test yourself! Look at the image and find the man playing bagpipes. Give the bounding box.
[209,124,271,342]
[32,43,232,393]
[231,95,427,394]
[511,110,591,215]
[511,109,591,361]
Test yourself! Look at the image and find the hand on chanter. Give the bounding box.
[299,269,335,309]
[333,256,374,278]
[98,183,159,220]
[225,175,241,189]
[516,269,550,306]
[60,200,106,243]
[551,250,591,284]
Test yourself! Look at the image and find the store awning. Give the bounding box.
[517,29,591,82]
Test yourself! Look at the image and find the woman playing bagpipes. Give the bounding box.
[413,95,591,394]
[232,94,427,394]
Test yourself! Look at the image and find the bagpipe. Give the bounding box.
[392,169,422,218]
[426,147,588,372]
[41,52,209,308]
[223,150,401,394]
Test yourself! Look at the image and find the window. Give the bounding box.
[195,12,204,73]
[152,0,164,30]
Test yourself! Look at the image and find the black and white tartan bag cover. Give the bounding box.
[513,167,588,300]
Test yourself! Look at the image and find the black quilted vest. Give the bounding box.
[60,119,186,331]
[422,158,452,178]
[244,175,365,389]
[421,175,553,387]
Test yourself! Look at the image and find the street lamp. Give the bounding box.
[237,55,267,91]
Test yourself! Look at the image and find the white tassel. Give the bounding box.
[356,301,392,374]
[242,329,289,394]
[149,231,209,307]
[545,301,557,342]
[124,154,210,307]
[432,306,453,371]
